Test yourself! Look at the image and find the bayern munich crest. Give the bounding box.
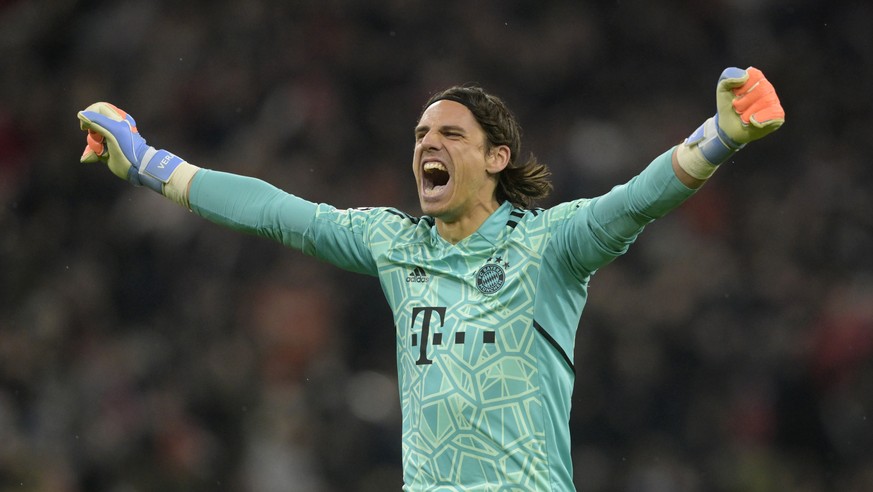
[475,256,508,295]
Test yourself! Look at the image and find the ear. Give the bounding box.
[485,145,511,174]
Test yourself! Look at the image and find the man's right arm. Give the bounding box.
[187,169,317,251]
[76,102,376,274]
[77,102,318,249]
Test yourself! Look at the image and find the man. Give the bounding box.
[77,67,784,490]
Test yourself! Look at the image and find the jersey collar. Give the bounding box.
[430,201,513,250]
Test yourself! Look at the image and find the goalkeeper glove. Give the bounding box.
[677,66,785,179]
[78,102,199,205]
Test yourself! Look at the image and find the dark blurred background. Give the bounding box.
[2,0,872,490]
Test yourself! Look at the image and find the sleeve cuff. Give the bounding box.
[163,161,201,209]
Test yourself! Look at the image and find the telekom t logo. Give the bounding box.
[411,306,445,365]
[410,306,496,365]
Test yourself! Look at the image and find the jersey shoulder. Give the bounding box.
[317,205,434,247]
[507,199,591,233]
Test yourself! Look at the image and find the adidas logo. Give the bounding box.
[406,266,429,283]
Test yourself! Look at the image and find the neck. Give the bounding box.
[435,200,502,244]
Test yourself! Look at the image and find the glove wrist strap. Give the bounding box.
[683,115,745,166]
[137,147,185,193]
[128,147,197,204]
[676,115,747,181]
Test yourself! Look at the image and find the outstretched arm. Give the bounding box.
[563,67,785,275]
[76,103,377,273]
[76,103,317,247]
[672,66,785,189]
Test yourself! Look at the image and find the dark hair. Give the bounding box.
[423,85,552,209]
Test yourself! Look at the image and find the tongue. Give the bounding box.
[425,182,448,196]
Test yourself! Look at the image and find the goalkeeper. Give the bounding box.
[77,67,784,491]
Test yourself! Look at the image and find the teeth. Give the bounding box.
[423,161,447,172]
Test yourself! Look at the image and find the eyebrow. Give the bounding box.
[414,124,467,136]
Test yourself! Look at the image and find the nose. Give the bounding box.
[418,129,442,150]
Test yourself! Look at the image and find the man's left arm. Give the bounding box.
[562,67,785,275]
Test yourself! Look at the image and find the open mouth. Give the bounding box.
[422,161,450,191]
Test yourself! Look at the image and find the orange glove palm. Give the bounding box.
[718,67,785,145]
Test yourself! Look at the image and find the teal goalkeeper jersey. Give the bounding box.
[189,148,696,490]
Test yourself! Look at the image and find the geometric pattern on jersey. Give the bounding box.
[299,150,692,490]
[311,200,591,491]
[188,149,690,491]
[182,149,694,492]
[185,149,693,491]
[181,147,700,491]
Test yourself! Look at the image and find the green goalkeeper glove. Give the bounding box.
[677,67,785,179]
[78,102,199,206]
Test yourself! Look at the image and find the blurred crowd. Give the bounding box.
[1,0,872,490]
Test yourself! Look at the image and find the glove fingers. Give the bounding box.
[78,109,143,162]
[80,101,129,123]
[717,67,750,91]
[732,81,775,111]
[739,94,781,120]
[77,105,139,179]
[80,127,107,163]
[78,110,124,134]
[78,103,136,136]
[87,130,105,154]
[749,107,785,128]
[81,145,100,163]
[731,67,765,96]
[78,111,121,159]
[76,101,150,183]
[733,83,783,126]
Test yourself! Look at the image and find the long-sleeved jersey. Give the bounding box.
[189,148,696,490]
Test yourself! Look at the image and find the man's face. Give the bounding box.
[412,100,507,222]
